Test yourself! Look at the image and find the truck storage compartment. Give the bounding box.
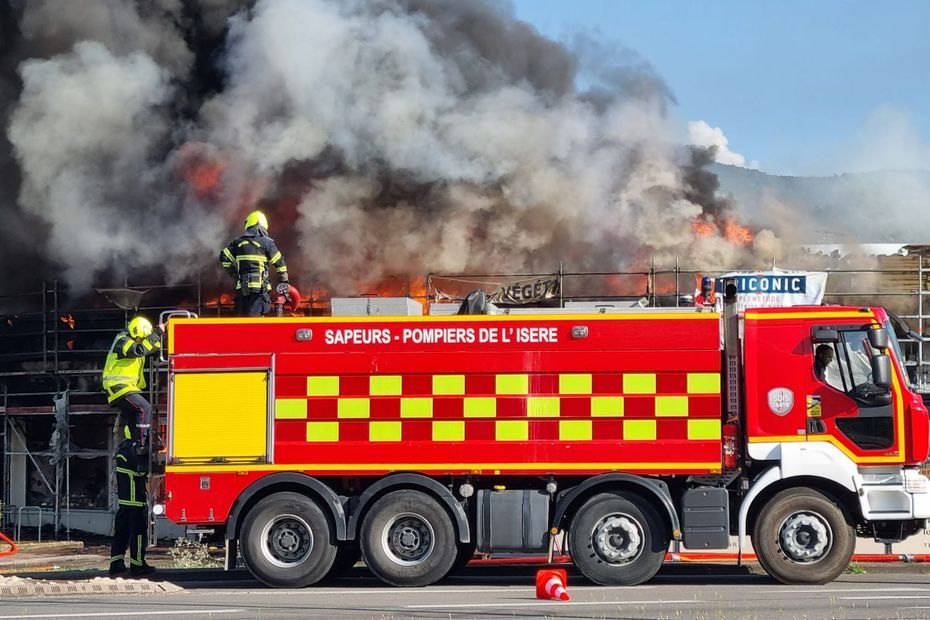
[476,489,549,553]
[171,370,270,464]
[681,487,729,549]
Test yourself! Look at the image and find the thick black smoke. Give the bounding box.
[0,0,777,297]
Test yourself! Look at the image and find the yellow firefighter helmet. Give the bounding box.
[244,210,269,231]
[128,316,153,339]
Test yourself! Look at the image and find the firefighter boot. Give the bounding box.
[108,557,127,576]
[130,563,157,577]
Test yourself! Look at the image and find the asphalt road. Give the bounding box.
[3,565,930,619]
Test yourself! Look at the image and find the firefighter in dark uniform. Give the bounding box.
[101,316,163,449]
[220,210,289,317]
[109,426,155,576]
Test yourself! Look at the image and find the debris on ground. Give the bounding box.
[0,574,182,596]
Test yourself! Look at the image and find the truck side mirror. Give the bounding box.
[871,354,892,390]
[868,327,889,350]
[723,278,738,304]
[812,328,839,343]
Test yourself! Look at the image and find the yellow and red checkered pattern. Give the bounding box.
[273,372,721,444]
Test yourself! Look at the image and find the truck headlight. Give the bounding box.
[152,503,166,516]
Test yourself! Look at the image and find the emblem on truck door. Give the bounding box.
[767,388,795,416]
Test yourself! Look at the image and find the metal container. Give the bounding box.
[330,297,423,317]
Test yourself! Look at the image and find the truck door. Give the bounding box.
[744,320,810,441]
[806,326,898,460]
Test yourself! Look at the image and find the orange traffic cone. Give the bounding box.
[536,568,570,601]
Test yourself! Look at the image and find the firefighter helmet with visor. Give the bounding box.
[128,316,153,340]
[244,210,269,231]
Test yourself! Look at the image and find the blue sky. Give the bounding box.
[511,0,930,176]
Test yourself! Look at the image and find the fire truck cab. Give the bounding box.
[159,290,930,588]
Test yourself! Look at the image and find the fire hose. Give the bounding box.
[0,532,18,558]
[273,284,302,316]
[466,552,930,566]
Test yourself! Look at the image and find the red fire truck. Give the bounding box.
[159,286,930,588]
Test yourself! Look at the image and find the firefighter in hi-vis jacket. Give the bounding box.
[101,316,163,449]
[220,210,289,317]
[109,426,155,576]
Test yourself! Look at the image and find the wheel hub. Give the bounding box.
[261,514,314,568]
[275,529,300,553]
[397,526,422,550]
[382,513,435,566]
[779,512,831,563]
[592,513,643,564]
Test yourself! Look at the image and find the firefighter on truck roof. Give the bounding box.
[694,276,717,307]
[101,316,163,450]
[220,210,289,317]
[109,425,155,577]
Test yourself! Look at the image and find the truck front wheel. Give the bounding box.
[568,492,667,586]
[240,492,337,588]
[360,490,457,587]
[752,488,855,585]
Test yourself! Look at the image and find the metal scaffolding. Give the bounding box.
[0,280,209,540]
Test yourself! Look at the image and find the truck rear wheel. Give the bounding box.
[568,492,667,586]
[752,488,854,585]
[240,492,337,588]
[360,490,457,587]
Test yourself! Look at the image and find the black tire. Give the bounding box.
[240,492,337,588]
[752,487,855,585]
[323,543,361,580]
[360,490,457,587]
[568,492,667,586]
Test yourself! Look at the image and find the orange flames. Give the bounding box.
[59,314,75,329]
[722,219,754,246]
[691,218,716,238]
[204,293,234,308]
[691,216,754,247]
[177,143,226,201]
[356,276,428,301]
[200,279,428,315]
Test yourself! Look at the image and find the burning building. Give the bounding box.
[0,0,784,302]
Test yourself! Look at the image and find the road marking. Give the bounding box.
[0,611,243,619]
[841,596,930,601]
[281,586,654,595]
[407,599,701,609]
[759,587,930,595]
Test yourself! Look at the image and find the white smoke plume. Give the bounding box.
[688,120,758,169]
[8,42,227,289]
[2,0,779,296]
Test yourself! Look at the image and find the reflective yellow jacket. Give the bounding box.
[101,329,163,403]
